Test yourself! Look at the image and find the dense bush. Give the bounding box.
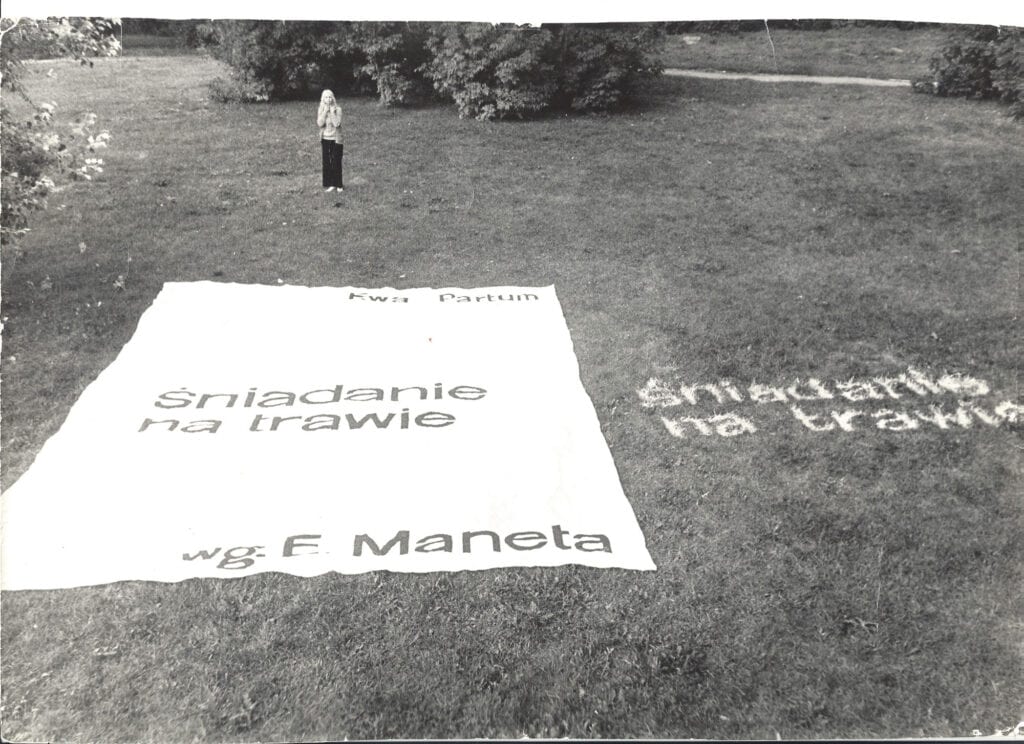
[351,22,434,106]
[554,24,664,112]
[197,21,369,101]
[422,24,558,119]
[199,20,438,103]
[422,23,664,119]
[916,25,1023,119]
[1,107,55,244]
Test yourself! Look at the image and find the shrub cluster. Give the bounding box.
[915,25,1023,119]
[1,106,111,245]
[199,21,664,118]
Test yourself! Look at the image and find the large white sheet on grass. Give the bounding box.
[1,282,655,590]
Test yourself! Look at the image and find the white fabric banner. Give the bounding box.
[1,282,655,590]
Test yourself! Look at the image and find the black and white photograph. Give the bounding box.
[1,0,1021,740]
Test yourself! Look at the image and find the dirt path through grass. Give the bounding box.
[665,68,911,86]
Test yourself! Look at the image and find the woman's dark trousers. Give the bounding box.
[321,140,343,188]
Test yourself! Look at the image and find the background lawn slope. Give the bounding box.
[661,25,950,79]
[1,54,1021,741]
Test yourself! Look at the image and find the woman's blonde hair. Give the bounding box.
[320,89,335,104]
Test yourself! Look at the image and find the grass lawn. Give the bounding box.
[118,34,203,57]
[1,54,1022,741]
[662,25,952,79]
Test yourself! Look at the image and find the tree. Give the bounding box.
[1,17,120,246]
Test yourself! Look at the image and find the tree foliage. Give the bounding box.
[350,22,433,106]
[1,17,119,246]
[552,24,665,113]
[198,20,434,105]
[422,24,558,119]
[915,25,1023,119]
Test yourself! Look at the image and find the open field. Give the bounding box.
[662,25,952,79]
[118,33,203,56]
[1,54,1022,741]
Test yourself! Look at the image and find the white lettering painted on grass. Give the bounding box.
[660,412,757,438]
[641,368,1019,440]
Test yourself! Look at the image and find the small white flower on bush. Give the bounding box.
[35,103,57,125]
[39,133,61,152]
[87,131,111,150]
[70,115,95,138]
[71,158,105,181]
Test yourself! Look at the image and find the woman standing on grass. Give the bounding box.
[318,89,343,192]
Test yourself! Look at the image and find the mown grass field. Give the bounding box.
[662,24,951,79]
[1,47,1022,741]
[118,33,203,56]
